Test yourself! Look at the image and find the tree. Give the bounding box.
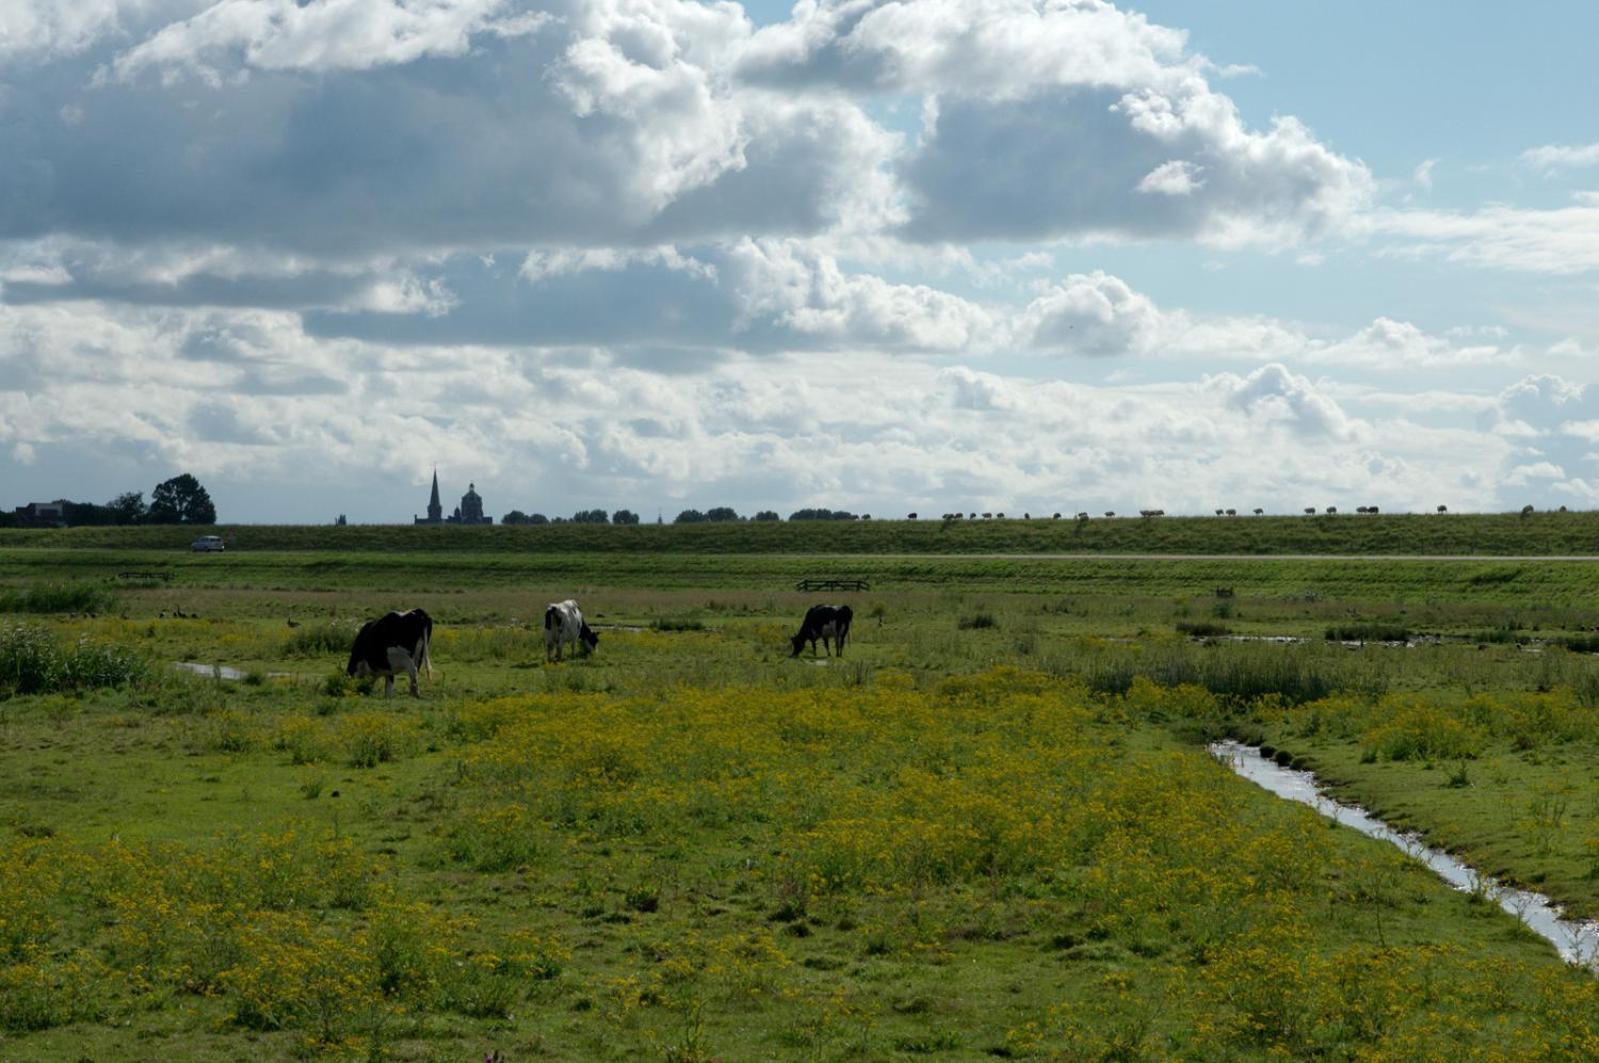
[674,509,707,524]
[753,510,780,521]
[107,492,147,525]
[147,474,216,525]
[613,509,641,525]
[502,510,531,525]
[571,509,610,524]
[704,506,740,522]
[789,508,857,521]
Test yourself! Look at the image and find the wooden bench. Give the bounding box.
[795,578,870,592]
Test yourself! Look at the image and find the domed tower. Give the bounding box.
[459,483,488,524]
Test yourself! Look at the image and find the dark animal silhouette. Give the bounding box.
[346,608,433,696]
[790,604,853,658]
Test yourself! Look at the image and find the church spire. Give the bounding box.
[427,468,442,522]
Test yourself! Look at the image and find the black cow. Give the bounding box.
[790,604,853,658]
[347,608,433,696]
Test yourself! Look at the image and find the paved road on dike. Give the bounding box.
[786,553,1599,562]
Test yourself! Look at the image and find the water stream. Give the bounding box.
[1210,740,1599,966]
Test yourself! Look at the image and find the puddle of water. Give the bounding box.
[173,662,291,681]
[1211,740,1599,966]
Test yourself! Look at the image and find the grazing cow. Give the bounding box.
[544,599,599,661]
[790,604,853,658]
[347,609,433,697]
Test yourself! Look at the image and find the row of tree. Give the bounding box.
[498,507,866,525]
[502,509,642,526]
[4,474,216,527]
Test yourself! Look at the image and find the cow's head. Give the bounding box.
[580,623,599,655]
[790,632,806,657]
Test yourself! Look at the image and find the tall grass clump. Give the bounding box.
[1324,623,1411,643]
[0,623,147,696]
[282,622,355,657]
[1075,642,1356,706]
[651,617,706,632]
[0,583,117,615]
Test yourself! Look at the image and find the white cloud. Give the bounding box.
[1367,202,1599,274]
[737,0,1369,246]
[110,0,544,82]
[721,239,993,351]
[2,295,1546,520]
[1209,363,1357,439]
[1413,158,1437,192]
[1520,142,1599,173]
[1021,271,1166,356]
[0,0,146,65]
[1137,160,1205,196]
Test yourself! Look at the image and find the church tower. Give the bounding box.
[426,468,443,522]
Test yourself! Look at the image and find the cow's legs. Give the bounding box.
[387,646,418,697]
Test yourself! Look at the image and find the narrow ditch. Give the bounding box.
[1211,740,1599,966]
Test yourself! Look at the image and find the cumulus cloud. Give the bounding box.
[3,1,896,261]
[1021,271,1166,356]
[737,0,1368,246]
[1481,375,1599,506]
[1210,363,1358,439]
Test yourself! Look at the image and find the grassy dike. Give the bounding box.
[5,506,1599,555]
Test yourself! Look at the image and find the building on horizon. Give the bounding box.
[414,470,493,525]
[13,500,69,527]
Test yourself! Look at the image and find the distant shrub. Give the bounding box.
[0,583,117,614]
[753,510,780,521]
[1083,646,1345,706]
[650,617,706,632]
[1324,623,1410,643]
[283,623,354,657]
[958,612,997,630]
[1362,696,1485,762]
[1176,621,1231,638]
[0,624,146,695]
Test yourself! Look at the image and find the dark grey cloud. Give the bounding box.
[898,87,1364,245]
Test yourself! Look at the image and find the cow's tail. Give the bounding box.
[418,615,434,679]
[545,606,559,633]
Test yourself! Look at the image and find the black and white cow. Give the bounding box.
[346,608,433,697]
[544,599,599,661]
[790,604,853,658]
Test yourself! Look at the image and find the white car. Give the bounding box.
[190,535,225,552]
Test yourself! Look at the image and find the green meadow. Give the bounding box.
[2,537,1599,1059]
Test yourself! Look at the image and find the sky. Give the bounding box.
[1,0,1596,524]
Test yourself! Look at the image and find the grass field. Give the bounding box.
[6,505,1599,556]
[3,545,1599,1059]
